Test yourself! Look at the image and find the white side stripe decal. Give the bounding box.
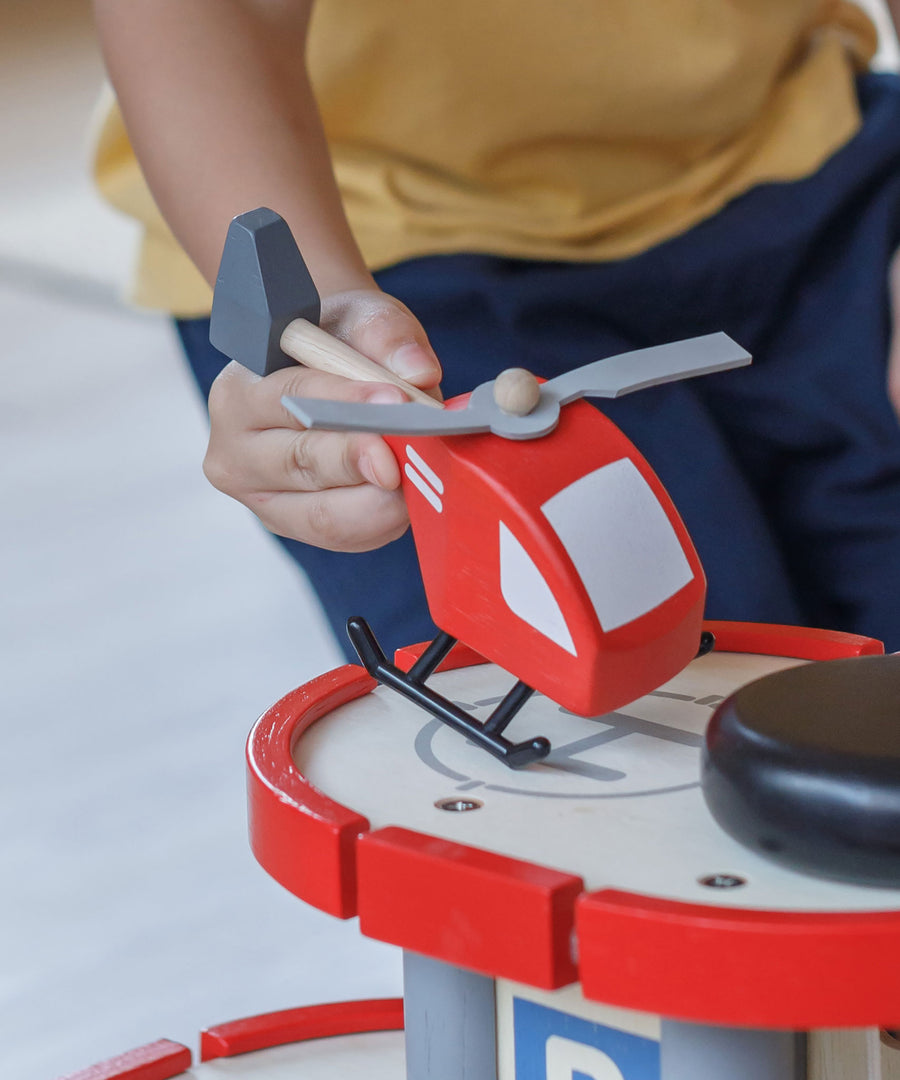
[405,464,443,512]
[405,445,444,494]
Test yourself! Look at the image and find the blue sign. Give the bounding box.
[513,998,659,1080]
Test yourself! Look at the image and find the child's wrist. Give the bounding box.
[311,259,377,298]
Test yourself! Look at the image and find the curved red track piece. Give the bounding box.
[247,665,374,918]
[577,890,900,1029]
[201,997,404,1060]
[55,1040,191,1080]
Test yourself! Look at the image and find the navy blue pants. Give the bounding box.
[179,74,900,660]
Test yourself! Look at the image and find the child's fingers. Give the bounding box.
[321,291,443,390]
[239,429,401,493]
[247,484,410,552]
[234,363,408,431]
[204,344,419,552]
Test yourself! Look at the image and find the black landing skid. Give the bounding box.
[697,630,716,657]
[346,616,550,768]
[346,618,717,771]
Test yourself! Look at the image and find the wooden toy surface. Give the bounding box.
[247,623,900,1027]
[296,649,897,914]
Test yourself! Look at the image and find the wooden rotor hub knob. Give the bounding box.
[493,368,542,416]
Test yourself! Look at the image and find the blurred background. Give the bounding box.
[0,3,400,1078]
[1,2,897,1078]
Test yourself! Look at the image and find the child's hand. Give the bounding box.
[203,289,442,551]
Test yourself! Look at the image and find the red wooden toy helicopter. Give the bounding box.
[211,208,751,767]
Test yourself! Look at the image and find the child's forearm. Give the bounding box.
[92,0,374,297]
[94,0,445,555]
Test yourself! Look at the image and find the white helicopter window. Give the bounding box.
[499,522,577,655]
[541,458,693,632]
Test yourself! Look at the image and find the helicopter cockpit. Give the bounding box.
[500,457,695,654]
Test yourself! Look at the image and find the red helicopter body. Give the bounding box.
[386,392,706,718]
[213,208,751,765]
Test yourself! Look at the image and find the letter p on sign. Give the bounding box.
[546,1035,625,1080]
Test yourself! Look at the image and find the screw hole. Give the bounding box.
[435,797,483,812]
[698,873,747,889]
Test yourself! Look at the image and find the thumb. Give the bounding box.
[321,290,443,392]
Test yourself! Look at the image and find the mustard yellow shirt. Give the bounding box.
[92,0,877,316]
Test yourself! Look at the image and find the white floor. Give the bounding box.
[0,5,399,1079]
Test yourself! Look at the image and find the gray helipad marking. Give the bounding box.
[557,708,705,749]
[414,707,704,799]
[480,779,701,800]
[414,721,470,781]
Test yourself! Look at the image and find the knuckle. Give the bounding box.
[208,361,246,409]
[288,433,358,488]
[202,449,230,493]
[343,437,362,478]
[287,435,319,487]
[278,367,316,402]
[356,305,408,353]
[281,367,358,407]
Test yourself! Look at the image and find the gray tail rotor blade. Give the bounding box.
[281,396,490,436]
[548,332,751,403]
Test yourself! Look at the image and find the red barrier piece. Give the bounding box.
[55,1040,191,1080]
[201,997,404,1060]
[357,825,582,989]
[394,640,487,673]
[703,620,883,660]
[394,621,882,677]
[246,665,375,918]
[577,889,900,1029]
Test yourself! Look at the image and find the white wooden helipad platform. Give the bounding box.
[297,650,900,913]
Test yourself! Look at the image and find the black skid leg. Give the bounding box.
[408,630,458,682]
[346,617,551,769]
[482,681,535,735]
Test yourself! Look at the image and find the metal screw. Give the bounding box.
[435,797,483,812]
[698,873,747,889]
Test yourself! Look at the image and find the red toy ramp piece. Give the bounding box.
[55,1039,191,1080]
[394,639,487,673]
[703,620,884,659]
[577,889,900,1030]
[201,997,404,1060]
[357,826,582,989]
[246,665,375,918]
[395,621,883,673]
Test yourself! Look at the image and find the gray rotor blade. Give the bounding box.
[281,331,750,440]
[547,332,751,403]
[281,395,493,435]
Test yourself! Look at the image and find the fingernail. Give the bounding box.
[366,387,406,405]
[388,343,438,381]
